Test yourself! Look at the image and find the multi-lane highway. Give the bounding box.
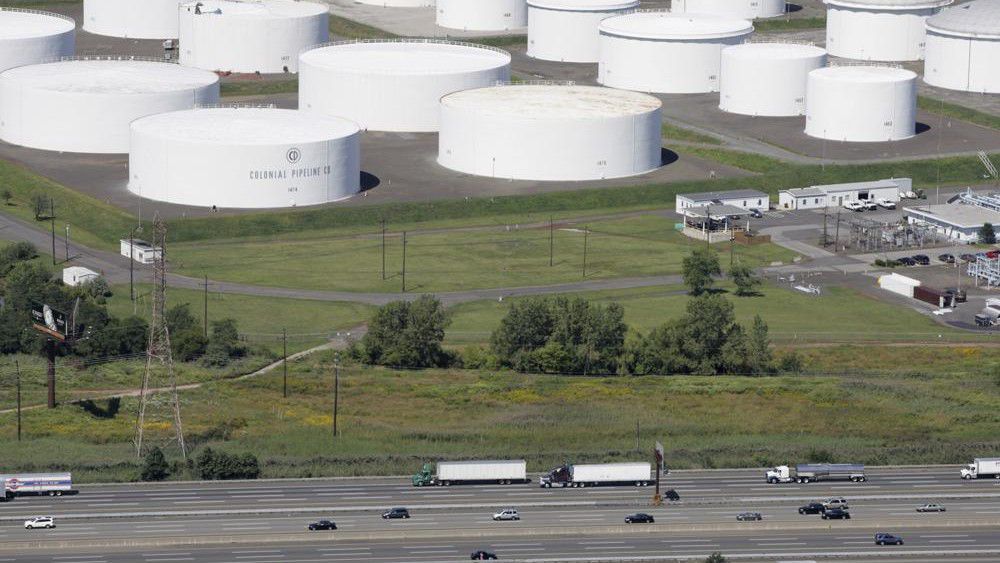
[4,466,1000,561]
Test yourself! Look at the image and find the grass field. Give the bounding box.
[4,350,1000,481]
[168,216,796,293]
[221,79,298,98]
[663,122,723,145]
[753,17,826,32]
[105,285,373,355]
[918,96,1000,132]
[445,282,981,347]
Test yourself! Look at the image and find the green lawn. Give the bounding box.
[221,79,298,98]
[329,14,397,39]
[919,96,1000,132]
[105,285,373,355]
[663,121,723,145]
[168,216,796,293]
[445,282,977,346]
[4,352,1000,481]
[753,17,826,32]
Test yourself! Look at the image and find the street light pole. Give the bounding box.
[333,353,340,438]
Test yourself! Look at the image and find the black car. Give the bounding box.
[944,287,967,303]
[960,253,976,262]
[470,550,498,560]
[307,520,337,531]
[897,256,917,266]
[875,533,903,546]
[382,507,410,519]
[624,513,655,524]
[938,253,956,264]
[821,508,851,520]
[664,489,680,501]
[736,512,762,521]
[749,209,764,219]
[912,254,930,265]
[798,502,826,515]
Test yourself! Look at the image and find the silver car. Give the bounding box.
[492,508,520,521]
[916,503,945,513]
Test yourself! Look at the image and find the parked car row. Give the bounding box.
[843,199,897,212]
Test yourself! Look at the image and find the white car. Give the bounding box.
[877,198,897,209]
[843,201,865,212]
[823,497,850,510]
[492,508,520,521]
[863,200,878,211]
[24,516,55,529]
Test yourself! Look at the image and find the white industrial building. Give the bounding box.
[358,0,434,5]
[179,0,329,74]
[805,65,917,142]
[438,84,662,181]
[719,42,827,117]
[906,190,1000,242]
[0,59,219,154]
[778,177,911,209]
[299,39,511,132]
[527,0,639,63]
[83,0,185,39]
[129,107,361,209]
[0,8,75,73]
[437,0,528,30]
[62,267,99,287]
[672,0,786,19]
[120,239,162,264]
[598,12,753,94]
[923,0,1000,94]
[676,189,770,213]
[825,0,953,61]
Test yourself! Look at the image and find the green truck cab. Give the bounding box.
[412,463,435,487]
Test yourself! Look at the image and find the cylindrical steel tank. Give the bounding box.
[923,0,1000,93]
[0,8,75,73]
[437,0,528,30]
[805,65,917,142]
[825,0,953,61]
[720,42,828,116]
[527,0,639,63]
[672,0,786,19]
[83,0,185,39]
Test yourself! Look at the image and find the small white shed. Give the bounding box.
[62,266,99,287]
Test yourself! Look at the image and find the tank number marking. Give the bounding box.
[288,187,299,193]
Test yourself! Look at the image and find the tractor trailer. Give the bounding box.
[766,464,866,484]
[540,462,652,488]
[960,458,1000,479]
[0,473,77,500]
[412,460,527,486]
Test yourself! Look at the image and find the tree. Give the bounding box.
[729,262,761,297]
[980,222,997,245]
[141,446,170,481]
[674,293,739,374]
[682,248,721,295]
[360,295,451,368]
[746,315,774,375]
[705,554,727,563]
[202,318,246,367]
[30,194,49,221]
[195,447,261,480]
[1,189,11,206]
[491,297,554,372]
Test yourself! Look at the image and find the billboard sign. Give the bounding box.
[30,302,68,341]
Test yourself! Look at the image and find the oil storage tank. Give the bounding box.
[0,8,75,73]
[179,0,329,74]
[299,39,511,132]
[84,0,185,39]
[720,42,827,116]
[805,65,917,142]
[438,84,662,181]
[825,0,953,61]
[129,107,361,209]
[437,0,528,30]
[672,0,786,19]
[924,0,1000,94]
[598,11,753,93]
[0,58,219,154]
[527,0,639,63]
[358,0,434,5]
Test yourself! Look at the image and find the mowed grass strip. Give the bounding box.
[4,354,1000,481]
[918,96,1000,132]
[169,215,797,293]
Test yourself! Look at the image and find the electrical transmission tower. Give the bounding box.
[133,215,187,459]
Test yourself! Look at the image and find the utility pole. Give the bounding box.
[730,233,735,269]
[129,229,135,302]
[401,231,408,293]
[635,420,640,452]
[705,204,711,249]
[50,217,56,266]
[16,359,22,442]
[582,226,589,279]
[333,353,340,438]
[380,218,386,281]
[549,216,554,267]
[46,339,56,409]
[822,208,829,247]
[834,208,842,251]
[203,275,209,339]
[64,224,70,263]
[282,328,288,399]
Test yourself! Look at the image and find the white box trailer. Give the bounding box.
[0,472,77,499]
[878,273,921,298]
[961,458,1000,479]
[413,460,527,486]
[540,462,653,487]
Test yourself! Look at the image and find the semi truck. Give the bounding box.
[0,473,77,500]
[411,460,527,486]
[960,458,1000,479]
[766,464,866,484]
[539,462,652,488]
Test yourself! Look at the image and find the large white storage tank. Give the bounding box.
[924,0,1000,94]
[598,11,753,93]
[437,0,528,30]
[720,42,828,116]
[359,0,434,5]
[84,0,185,39]
[805,65,917,142]
[179,0,329,74]
[129,107,361,209]
[299,39,511,133]
[0,8,75,73]
[438,84,662,181]
[527,0,640,63]
[825,0,953,61]
[0,59,219,154]
[672,0,787,19]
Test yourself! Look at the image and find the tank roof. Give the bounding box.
[825,0,953,10]
[599,11,753,40]
[131,108,359,144]
[300,40,511,75]
[927,0,1000,37]
[0,8,74,39]
[181,0,329,18]
[810,65,917,83]
[528,0,640,11]
[724,42,827,60]
[0,59,219,94]
[440,84,661,119]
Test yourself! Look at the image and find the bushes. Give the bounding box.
[141,447,170,481]
[194,447,260,480]
[358,295,451,368]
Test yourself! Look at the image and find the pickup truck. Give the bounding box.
[843,201,865,212]
[877,198,896,209]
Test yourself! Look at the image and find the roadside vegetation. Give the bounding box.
[919,96,1000,132]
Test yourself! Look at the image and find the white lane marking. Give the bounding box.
[584,546,635,550]
[491,543,542,547]
[580,541,627,545]
[921,534,970,538]
[255,498,307,503]
[142,554,192,557]
[231,550,283,554]
[172,500,227,504]
[402,546,454,549]
[145,558,195,562]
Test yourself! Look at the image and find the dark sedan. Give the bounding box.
[897,256,917,266]
[307,520,337,531]
[471,550,498,560]
[938,253,956,264]
[382,507,410,519]
[625,513,655,524]
[875,533,904,545]
[912,254,930,265]
[821,508,851,520]
[798,502,825,515]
